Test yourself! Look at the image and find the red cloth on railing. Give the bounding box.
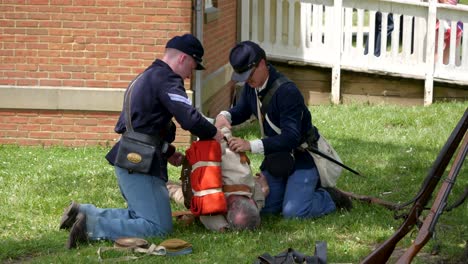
[185,139,227,216]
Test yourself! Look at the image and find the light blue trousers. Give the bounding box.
[261,166,336,219]
[79,166,173,241]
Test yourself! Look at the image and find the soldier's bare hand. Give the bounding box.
[215,114,231,129]
[227,137,251,152]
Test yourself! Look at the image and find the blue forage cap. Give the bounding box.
[229,41,266,82]
[166,34,205,70]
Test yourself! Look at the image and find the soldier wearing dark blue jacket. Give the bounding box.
[60,34,223,249]
[215,41,337,219]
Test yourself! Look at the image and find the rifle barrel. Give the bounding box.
[309,147,361,176]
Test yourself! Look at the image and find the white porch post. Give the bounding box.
[424,0,437,106]
[331,0,343,104]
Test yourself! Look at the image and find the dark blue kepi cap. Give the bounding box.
[166,34,205,70]
[229,41,266,82]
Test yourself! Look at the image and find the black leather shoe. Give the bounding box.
[325,187,353,211]
[59,201,80,230]
[66,212,88,249]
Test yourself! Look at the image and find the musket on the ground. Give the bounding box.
[340,190,401,211]
[360,109,468,264]
[308,147,361,176]
[342,185,468,213]
[395,133,468,264]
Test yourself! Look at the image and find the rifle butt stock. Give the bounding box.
[360,213,419,264]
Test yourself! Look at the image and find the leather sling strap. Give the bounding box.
[259,75,291,116]
[123,73,145,133]
[222,184,252,193]
[256,74,290,138]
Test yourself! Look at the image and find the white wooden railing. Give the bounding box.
[240,0,468,105]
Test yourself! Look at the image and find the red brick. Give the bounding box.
[75,119,98,126]
[100,118,119,126]
[16,111,39,117]
[26,72,48,79]
[1,124,19,130]
[52,118,76,125]
[39,64,61,72]
[53,133,77,139]
[95,73,118,81]
[16,139,40,145]
[86,80,108,87]
[122,15,145,23]
[0,139,19,144]
[72,72,94,79]
[62,125,83,132]
[49,72,72,79]
[8,116,29,124]
[50,0,73,4]
[0,111,17,116]
[74,0,96,6]
[17,79,39,86]
[79,133,100,140]
[41,139,59,146]
[96,0,120,7]
[29,0,49,5]
[85,7,108,14]
[15,35,40,42]
[40,80,63,86]
[38,21,62,28]
[29,131,53,139]
[100,133,119,141]
[40,125,64,131]
[5,72,26,78]
[38,110,62,116]
[86,126,114,133]
[62,7,85,13]
[5,131,29,137]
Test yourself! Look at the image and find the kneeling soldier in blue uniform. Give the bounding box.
[216,41,350,219]
[60,34,224,249]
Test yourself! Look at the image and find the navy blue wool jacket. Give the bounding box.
[229,64,319,168]
[106,59,217,180]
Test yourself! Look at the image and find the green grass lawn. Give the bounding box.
[1,102,467,263]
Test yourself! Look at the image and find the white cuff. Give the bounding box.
[218,111,232,124]
[249,139,264,154]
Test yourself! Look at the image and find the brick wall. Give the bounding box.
[0,0,229,147]
[0,109,119,146]
[0,109,192,147]
[0,0,193,88]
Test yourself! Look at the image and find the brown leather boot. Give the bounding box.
[59,201,80,230]
[66,212,88,249]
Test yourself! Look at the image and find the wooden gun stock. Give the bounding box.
[360,109,468,264]
[341,190,401,211]
[180,156,193,210]
[396,134,467,264]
